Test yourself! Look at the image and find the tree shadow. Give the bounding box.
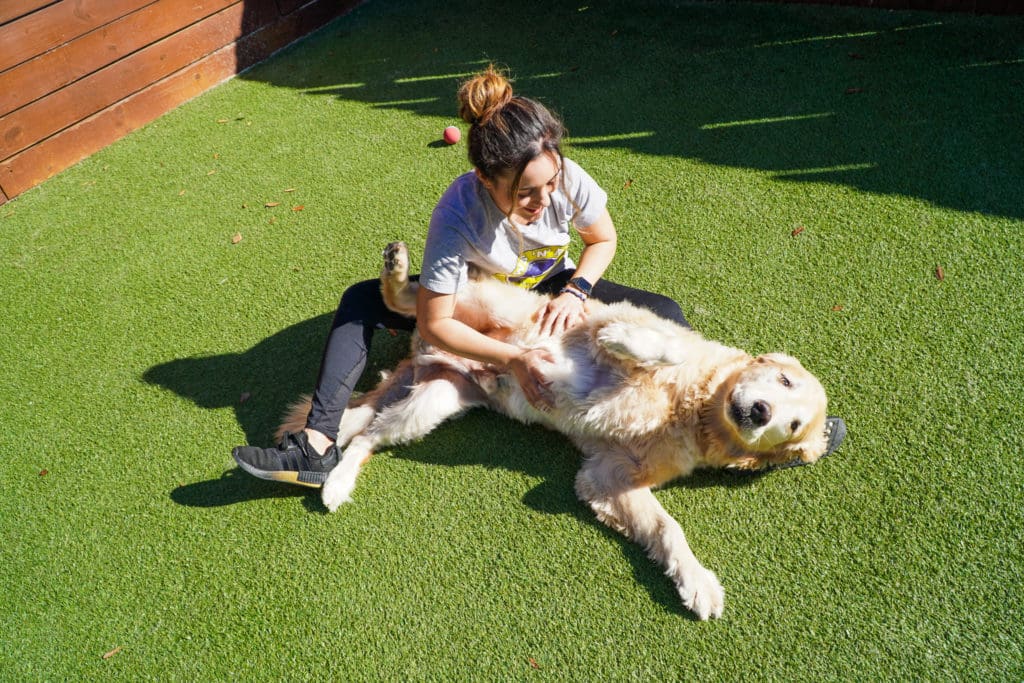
[240,0,1023,220]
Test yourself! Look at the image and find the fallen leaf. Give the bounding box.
[239,392,251,404]
[935,265,944,281]
[844,87,864,95]
[102,646,122,660]
[386,329,398,337]
[231,233,243,244]
[292,205,305,212]
[213,153,220,159]
[39,469,48,476]
[832,305,844,312]
[283,188,296,193]
[217,118,229,124]
[207,169,216,176]
[265,202,280,208]
[791,226,805,237]
[623,179,633,189]
[178,189,186,196]
[528,657,540,670]
[849,52,864,60]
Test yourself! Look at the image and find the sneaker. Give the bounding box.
[232,431,339,488]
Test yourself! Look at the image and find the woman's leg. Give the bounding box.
[306,277,417,440]
[536,270,690,328]
[232,277,416,487]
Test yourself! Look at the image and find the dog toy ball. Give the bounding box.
[443,126,461,145]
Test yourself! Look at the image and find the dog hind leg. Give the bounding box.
[574,445,725,619]
[380,241,418,317]
[321,366,488,511]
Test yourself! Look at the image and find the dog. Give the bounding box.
[279,242,831,620]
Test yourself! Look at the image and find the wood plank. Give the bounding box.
[0,0,242,117]
[0,0,57,26]
[0,0,158,72]
[0,2,257,160]
[0,44,240,198]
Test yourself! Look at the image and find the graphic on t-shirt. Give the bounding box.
[494,245,567,289]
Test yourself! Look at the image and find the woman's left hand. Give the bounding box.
[538,291,586,337]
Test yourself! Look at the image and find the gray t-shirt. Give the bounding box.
[420,158,608,294]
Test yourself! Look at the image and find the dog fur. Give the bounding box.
[279,242,830,619]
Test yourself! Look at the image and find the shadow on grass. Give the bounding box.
[238,0,1024,220]
[145,315,770,614]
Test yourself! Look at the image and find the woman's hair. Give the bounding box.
[457,65,567,209]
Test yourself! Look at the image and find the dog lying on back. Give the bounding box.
[280,242,831,619]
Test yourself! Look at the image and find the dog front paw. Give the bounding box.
[677,565,725,620]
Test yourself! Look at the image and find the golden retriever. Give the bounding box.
[279,242,831,619]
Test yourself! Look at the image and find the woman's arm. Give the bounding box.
[417,286,555,408]
[536,208,618,336]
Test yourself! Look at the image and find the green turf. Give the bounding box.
[2,0,1023,679]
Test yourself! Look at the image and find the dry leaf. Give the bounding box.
[231,233,243,244]
[39,469,48,476]
[239,392,251,404]
[292,205,305,212]
[849,53,864,60]
[528,657,540,670]
[623,179,633,189]
[213,153,220,159]
[283,188,296,193]
[102,646,122,660]
[832,305,844,312]
[265,202,280,208]
[178,189,186,196]
[791,226,805,237]
[844,87,864,95]
[386,329,398,337]
[935,265,944,281]
[217,118,229,124]
[207,169,216,176]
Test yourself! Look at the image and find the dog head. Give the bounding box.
[705,352,828,471]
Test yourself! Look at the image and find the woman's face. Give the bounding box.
[479,151,561,225]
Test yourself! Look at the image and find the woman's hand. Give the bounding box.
[508,347,556,410]
[537,291,586,337]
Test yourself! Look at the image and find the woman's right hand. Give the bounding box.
[508,347,555,410]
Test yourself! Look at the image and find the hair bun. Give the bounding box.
[457,65,513,126]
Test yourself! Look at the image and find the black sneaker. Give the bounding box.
[232,431,339,488]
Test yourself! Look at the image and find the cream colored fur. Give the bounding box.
[279,242,830,619]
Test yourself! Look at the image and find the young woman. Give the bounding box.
[232,66,844,486]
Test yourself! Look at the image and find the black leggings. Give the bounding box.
[305,270,688,439]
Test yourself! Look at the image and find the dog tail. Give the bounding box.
[275,394,313,443]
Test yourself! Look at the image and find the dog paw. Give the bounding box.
[677,566,725,620]
[597,323,683,366]
[382,241,409,280]
[321,477,354,512]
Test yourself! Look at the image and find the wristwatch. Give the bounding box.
[567,276,593,297]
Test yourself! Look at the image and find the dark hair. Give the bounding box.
[457,66,567,209]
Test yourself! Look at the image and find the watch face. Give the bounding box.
[570,276,593,294]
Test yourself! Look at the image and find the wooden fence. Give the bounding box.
[0,0,361,205]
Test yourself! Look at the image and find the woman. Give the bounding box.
[232,66,844,486]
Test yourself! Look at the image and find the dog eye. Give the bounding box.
[779,374,792,388]
[790,419,801,433]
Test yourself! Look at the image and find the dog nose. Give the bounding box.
[750,400,771,427]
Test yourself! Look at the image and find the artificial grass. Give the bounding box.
[2,0,1023,679]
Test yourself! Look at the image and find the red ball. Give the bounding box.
[443,126,461,145]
